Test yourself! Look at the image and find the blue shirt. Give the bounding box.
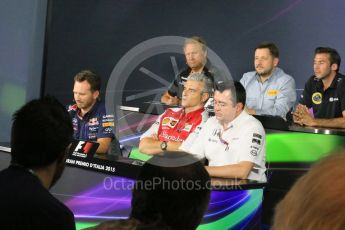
[68,101,115,141]
[240,67,296,119]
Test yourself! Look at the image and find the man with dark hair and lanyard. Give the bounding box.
[181,81,266,181]
[68,70,120,154]
[293,47,345,128]
[160,36,214,105]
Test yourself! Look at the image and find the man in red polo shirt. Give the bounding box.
[139,73,213,155]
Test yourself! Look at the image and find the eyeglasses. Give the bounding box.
[213,100,229,108]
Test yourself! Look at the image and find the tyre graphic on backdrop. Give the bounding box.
[105,36,233,164]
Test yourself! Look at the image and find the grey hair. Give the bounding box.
[187,73,214,95]
[184,36,207,53]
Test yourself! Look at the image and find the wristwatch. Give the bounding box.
[160,141,167,151]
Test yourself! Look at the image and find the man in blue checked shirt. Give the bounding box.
[240,42,296,120]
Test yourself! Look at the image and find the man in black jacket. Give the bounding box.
[0,96,76,229]
[293,47,345,128]
[161,36,214,105]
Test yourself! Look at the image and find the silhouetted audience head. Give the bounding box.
[1,96,75,229]
[273,149,345,230]
[11,96,73,169]
[130,151,211,230]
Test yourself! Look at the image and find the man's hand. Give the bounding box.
[96,137,112,154]
[166,95,179,105]
[292,104,315,126]
[150,133,158,140]
[161,91,180,105]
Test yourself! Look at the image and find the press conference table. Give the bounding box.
[3,106,345,229]
[0,146,266,230]
[119,104,345,227]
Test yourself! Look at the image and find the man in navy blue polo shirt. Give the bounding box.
[293,47,345,128]
[68,70,118,154]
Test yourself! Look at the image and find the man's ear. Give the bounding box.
[273,57,279,67]
[331,63,338,71]
[201,92,209,104]
[93,90,100,100]
[236,102,244,112]
[202,50,208,65]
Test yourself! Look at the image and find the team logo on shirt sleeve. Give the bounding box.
[104,127,113,133]
[250,150,258,156]
[250,145,259,156]
[102,122,114,127]
[312,92,322,105]
[102,115,114,127]
[252,138,261,145]
[251,133,261,156]
[252,133,262,145]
